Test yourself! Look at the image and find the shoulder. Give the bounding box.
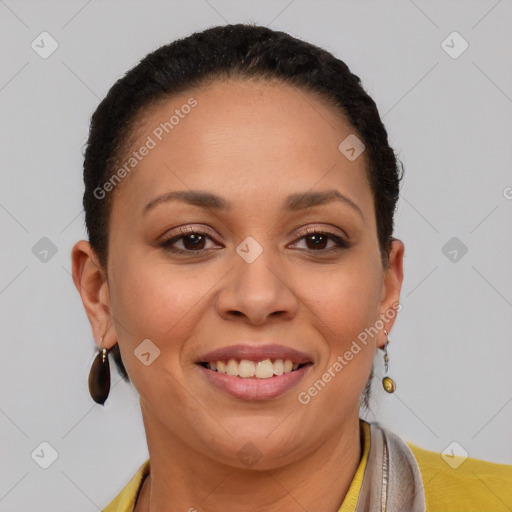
[102,459,150,512]
[407,442,512,512]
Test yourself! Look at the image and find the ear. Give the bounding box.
[71,240,117,350]
[377,239,404,349]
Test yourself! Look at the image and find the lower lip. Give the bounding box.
[197,364,312,401]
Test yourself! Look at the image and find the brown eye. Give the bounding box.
[180,233,207,251]
[159,228,220,254]
[304,233,332,250]
[291,228,350,252]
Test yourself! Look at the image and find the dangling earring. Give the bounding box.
[88,343,111,405]
[382,329,396,393]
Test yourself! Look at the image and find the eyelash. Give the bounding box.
[158,226,350,255]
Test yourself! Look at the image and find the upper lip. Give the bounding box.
[197,344,313,365]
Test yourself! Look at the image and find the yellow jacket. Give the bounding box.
[103,422,512,511]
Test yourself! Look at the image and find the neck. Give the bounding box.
[135,409,363,512]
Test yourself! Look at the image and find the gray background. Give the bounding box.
[1,0,511,510]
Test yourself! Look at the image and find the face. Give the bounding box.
[73,78,403,469]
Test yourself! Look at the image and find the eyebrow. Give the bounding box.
[143,189,364,220]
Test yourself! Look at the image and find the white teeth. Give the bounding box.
[226,359,238,376]
[207,358,303,378]
[273,359,284,375]
[238,359,256,378]
[255,359,274,379]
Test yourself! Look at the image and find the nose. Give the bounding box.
[215,247,299,326]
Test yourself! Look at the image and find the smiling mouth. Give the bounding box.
[198,359,312,379]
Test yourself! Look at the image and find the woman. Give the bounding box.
[71,24,511,512]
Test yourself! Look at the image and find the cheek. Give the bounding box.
[302,254,381,385]
[305,255,382,341]
[107,254,212,381]
[294,265,380,421]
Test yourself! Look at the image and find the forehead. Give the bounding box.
[110,78,373,222]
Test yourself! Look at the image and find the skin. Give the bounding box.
[72,78,404,512]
